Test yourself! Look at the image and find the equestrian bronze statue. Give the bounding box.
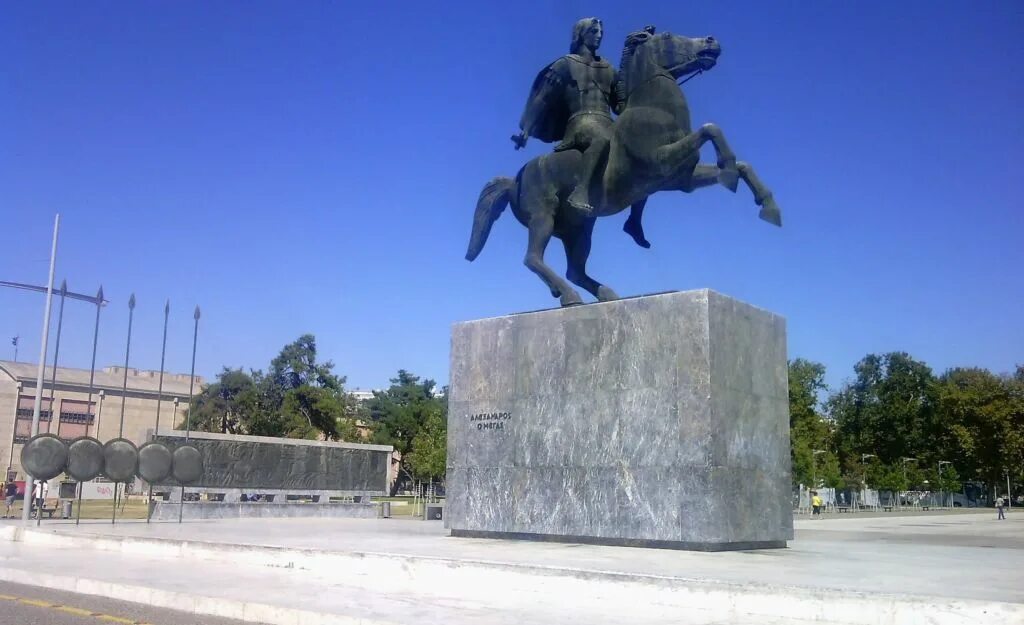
[466,23,783,306]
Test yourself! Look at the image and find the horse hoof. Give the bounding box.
[758,197,782,227]
[623,220,651,249]
[560,291,584,307]
[597,286,620,302]
[718,164,739,192]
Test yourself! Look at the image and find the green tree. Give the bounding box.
[788,359,838,487]
[281,385,357,441]
[934,367,1021,494]
[867,463,906,493]
[405,408,447,484]
[1006,366,1024,494]
[182,367,258,434]
[367,370,447,492]
[183,335,355,441]
[270,334,343,391]
[829,352,938,471]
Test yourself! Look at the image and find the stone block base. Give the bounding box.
[451,529,786,551]
[446,289,792,551]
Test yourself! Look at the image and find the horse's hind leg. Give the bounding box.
[524,214,583,306]
[622,198,650,248]
[564,220,619,302]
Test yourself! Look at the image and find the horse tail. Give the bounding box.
[466,176,514,261]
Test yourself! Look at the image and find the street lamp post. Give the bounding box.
[21,214,59,523]
[938,460,952,508]
[861,454,877,510]
[901,457,918,510]
[812,449,827,491]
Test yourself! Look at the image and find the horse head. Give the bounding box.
[619,27,721,98]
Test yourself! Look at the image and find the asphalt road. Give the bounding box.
[0,580,248,625]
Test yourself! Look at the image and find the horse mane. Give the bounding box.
[618,26,657,97]
[619,26,656,72]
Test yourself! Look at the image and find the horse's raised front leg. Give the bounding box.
[563,220,619,302]
[655,123,739,192]
[737,161,782,226]
[678,163,783,226]
[524,214,583,306]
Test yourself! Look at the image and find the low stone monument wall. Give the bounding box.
[149,430,392,519]
[446,289,792,551]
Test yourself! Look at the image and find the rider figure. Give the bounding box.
[513,18,618,215]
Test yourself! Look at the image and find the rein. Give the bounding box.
[678,68,703,85]
[624,59,705,100]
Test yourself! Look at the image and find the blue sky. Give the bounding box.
[2,2,1021,394]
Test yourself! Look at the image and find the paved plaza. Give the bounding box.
[0,509,1020,624]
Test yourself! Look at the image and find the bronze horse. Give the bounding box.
[466,29,782,306]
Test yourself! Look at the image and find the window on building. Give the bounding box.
[15,395,53,443]
[58,398,95,441]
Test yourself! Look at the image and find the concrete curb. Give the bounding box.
[0,565,400,625]
[6,526,1021,625]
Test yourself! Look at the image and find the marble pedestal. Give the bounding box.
[446,289,792,551]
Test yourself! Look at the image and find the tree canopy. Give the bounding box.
[792,353,1022,497]
[181,334,359,442]
[365,370,448,489]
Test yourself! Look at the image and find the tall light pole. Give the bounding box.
[22,214,59,523]
[901,457,917,509]
[861,454,876,510]
[938,460,951,508]
[812,449,826,490]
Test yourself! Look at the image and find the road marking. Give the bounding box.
[57,604,97,617]
[96,615,138,624]
[0,593,155,624]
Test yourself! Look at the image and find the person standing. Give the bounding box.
[996,496,1006,520]
[811,491,823,517]
[3,479,17,518]
[31,479,48,519]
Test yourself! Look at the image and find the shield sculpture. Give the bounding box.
[20,433,68,481]
[102,438,139,482]
[66,436,104,482]
[137,442,173,483]
[171,445,203,484]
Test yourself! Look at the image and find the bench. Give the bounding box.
[921,505,930,511]
[882,505,894,512]
[32,498,60,519]
[836,506,852,513]
[35,504,59,518]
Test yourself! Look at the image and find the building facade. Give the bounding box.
[0,360,201,481]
